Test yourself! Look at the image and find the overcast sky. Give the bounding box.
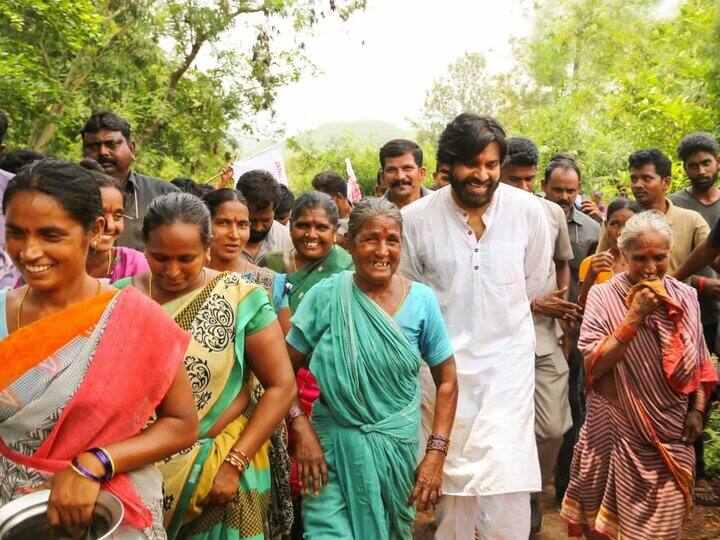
[260,1,533,137]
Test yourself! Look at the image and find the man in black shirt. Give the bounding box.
[81,110,178,250]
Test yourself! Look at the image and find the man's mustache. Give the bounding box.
[391,179,413,188]
[98,157,117,167]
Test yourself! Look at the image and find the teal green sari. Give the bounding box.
[287,271,421,539]
[260,245,353,313]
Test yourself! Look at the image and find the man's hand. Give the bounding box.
[533,288,583,324]
[580,199,604,223]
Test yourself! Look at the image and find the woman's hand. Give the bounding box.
[682,410,704,445]
[587,252,613,280]
[629,288,661,322]
[46,464,102,529]
[290,416,328,495]
[407,450,445,511]
[205,462,241,505]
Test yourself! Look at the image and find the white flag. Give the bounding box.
[233,144,288,186]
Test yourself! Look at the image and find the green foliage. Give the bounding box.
[707,407,720,474]
[0,0,364,180]
[412,0,720,196]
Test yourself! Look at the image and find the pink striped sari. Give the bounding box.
[560,274,718,539]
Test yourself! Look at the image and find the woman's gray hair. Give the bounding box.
[347,197,403,239]
[617,210,674,252]
[289,190,339,228]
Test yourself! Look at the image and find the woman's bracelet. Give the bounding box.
[693,388,707,413]
[286,405,306,424]
[70,458,104,483]
[612,323,637,344]
[426,434,450,455]
[87,447,115,481]
[224,453,248,473]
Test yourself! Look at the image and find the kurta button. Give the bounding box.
[467,231,472,235]
[474,266,479,270]
[475,248,479,252]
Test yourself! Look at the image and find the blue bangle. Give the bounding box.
[87,447,114,481]
[70,458,104,483]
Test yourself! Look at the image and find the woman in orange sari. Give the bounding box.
[0,159,198,538]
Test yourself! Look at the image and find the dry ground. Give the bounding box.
[412,477,720,539]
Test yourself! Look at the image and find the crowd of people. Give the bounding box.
[0,106,718,540]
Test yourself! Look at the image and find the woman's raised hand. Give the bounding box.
[587,252,613,279]
[629,288,661,321]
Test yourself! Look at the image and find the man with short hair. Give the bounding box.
[0,110,19,289]
[275,184,295,226]
[312,171,352,247]
[432,161,451,190]
[81,110,178,250]
[597,148,709,273]
[401,114,551,539]
[379,139,430,209]
[236,169,293,263]
[500,137,577,533]
[669,133,720,505]
[541,153,600,504]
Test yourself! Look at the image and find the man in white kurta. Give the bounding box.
[400,114,551,539]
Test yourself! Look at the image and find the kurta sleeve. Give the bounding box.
[553,204,574,261]
[524,200,552,300]
[399,214,423,282]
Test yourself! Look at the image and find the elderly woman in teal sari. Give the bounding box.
[259,191,353,313]
[285,198,458,539]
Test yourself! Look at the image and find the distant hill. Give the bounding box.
[294,120,414,146]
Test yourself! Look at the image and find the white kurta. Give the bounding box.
[400,184,551,496]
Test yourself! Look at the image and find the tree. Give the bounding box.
[0,0,365,179]
[412,0,720,194]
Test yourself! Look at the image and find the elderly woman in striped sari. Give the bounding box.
[561,211,718,539]
[116,193,296,539]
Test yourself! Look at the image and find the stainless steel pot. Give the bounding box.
[0,489,124,539]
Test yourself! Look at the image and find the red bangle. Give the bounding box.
[698,276,706,292]
[613,323,637,344]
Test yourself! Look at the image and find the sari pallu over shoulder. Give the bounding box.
[297,271,422,539]
[0,287,190,529]
[563,274,718,538]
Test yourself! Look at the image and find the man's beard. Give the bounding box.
[691,170,719,190]
[249,229,270,243]
[449,171,499,208]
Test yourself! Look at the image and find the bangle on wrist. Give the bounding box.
[694,388,707,412]
[613,323,637,344]
[86,447,114,481]
[426,433,450,455]
[697,276,706,292]
[286,405,306,424]
[70,458,104,483]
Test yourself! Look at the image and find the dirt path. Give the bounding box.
[412,479,720,539]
